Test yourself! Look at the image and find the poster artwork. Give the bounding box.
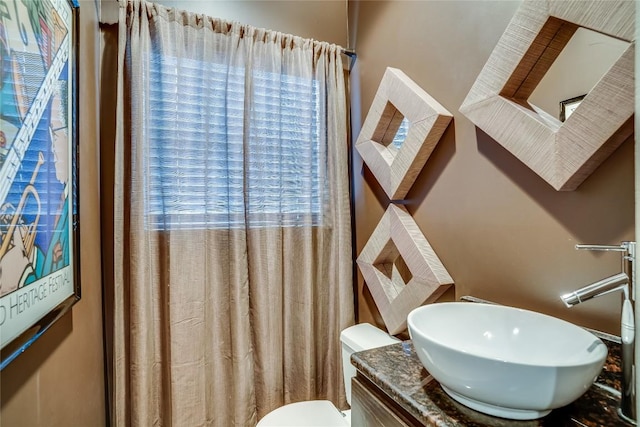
[0,0,76,352]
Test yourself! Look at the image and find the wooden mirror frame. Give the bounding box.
[460,0,634,191]
[356,204,453,334]
[356,68,452,200]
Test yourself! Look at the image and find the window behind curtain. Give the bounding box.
[145,54,322,230]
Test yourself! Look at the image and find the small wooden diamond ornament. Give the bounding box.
[357,204,454,334]
[356,68,453,200]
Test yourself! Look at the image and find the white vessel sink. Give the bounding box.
[407,302,608,420]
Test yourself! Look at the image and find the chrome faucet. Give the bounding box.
[560,241,636,425]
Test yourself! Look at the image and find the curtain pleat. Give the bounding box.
[113,1,354,426]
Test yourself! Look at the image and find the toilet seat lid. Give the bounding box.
[257,400,349,427]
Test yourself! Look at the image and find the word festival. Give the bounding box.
[0,269,71,326]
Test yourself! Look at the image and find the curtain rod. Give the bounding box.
[341,48,357,57]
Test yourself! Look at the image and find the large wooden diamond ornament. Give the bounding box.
[356,68,452,200]
[357,204,453,334]
[460,0,635,191]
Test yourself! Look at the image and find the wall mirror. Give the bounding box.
[356,67,452,200]
[357,204,453,335]
[460,0,634,191]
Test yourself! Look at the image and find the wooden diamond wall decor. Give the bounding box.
[357,204,453,334]
[356,68,453,200]
[459,0,635,191]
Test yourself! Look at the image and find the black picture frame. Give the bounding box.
[0,0,80,370]
[559,94,586,122]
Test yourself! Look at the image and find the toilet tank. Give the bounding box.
[340,323,400,405]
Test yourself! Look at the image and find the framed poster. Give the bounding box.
[0,0,80,369]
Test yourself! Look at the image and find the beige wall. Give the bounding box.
[154,0,348,47]
[351,0,634,335]
[0,1,106,426]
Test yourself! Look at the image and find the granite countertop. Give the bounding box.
[351,335,628,427]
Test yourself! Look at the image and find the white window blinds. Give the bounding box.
[144,53,322,230]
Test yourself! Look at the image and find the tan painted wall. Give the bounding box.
[0,1,106,426]
[154,0,348,47]
[350,0,634,336]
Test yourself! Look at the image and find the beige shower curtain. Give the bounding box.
[112,1,354,425]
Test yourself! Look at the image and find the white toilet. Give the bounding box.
[257,323,400,426]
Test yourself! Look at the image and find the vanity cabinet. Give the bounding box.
[351,375,421,427]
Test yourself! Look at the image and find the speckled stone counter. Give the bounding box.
[351,335,628,426]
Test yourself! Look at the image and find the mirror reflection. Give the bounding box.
[390,117,409,150]
[528,27,629,122]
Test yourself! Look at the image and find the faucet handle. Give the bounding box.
[576,242,636,301]
[576,242,636,261]
[575,243,633,252]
